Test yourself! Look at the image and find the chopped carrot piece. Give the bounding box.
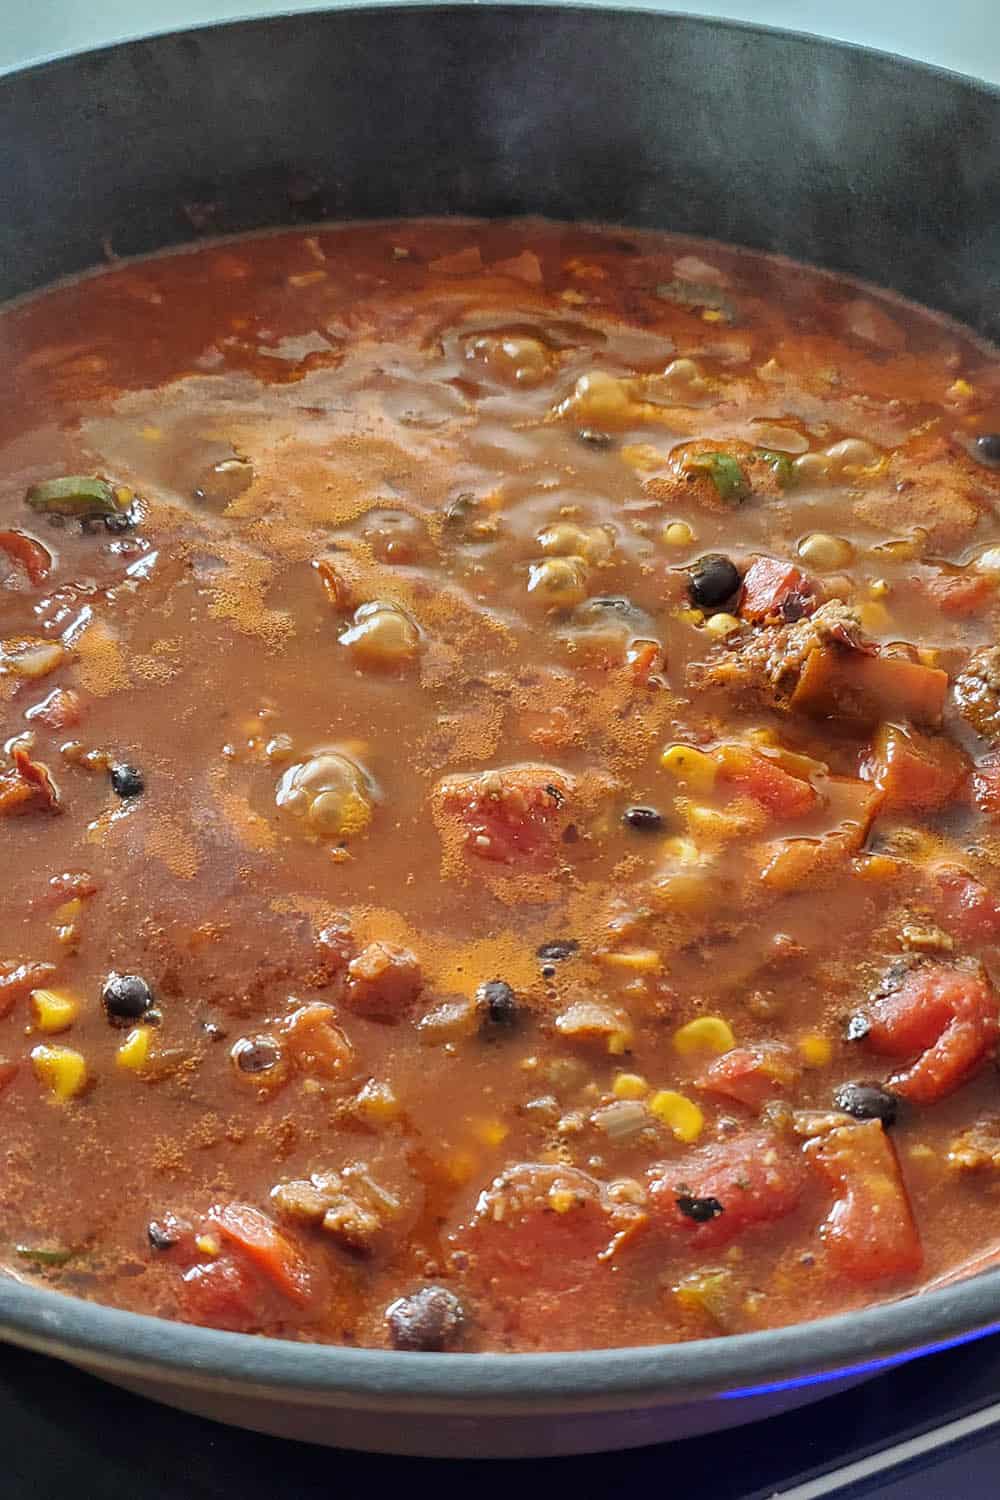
[715,745,817,820]
[869,724,969,813]
[790,647,947,726]
[207,1202,313,1305]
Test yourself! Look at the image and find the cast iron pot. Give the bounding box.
[3,3,1000,1458]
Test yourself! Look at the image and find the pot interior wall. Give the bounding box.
[1,6,998,339]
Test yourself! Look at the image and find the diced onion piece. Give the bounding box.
[555,1000,634,1054]
[592,1100,648,1138]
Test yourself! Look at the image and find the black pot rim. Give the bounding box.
[4,0,999,104]
[3,1,1000,1411]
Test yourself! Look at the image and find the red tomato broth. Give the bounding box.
[2,219,1000,1350]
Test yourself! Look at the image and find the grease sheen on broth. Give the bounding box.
[3,220,1000,1351]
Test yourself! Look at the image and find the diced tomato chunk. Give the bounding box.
[921,570,996,618]
[739,557,818,624]
[791,648,947,727]
[433,764,575,869]
[0,747,61,816]
[0,960,56,1018]
[697,1043,801,1110]
[647,1130,805,1249]
[179,1254,264,1331]
[862,959,999,1103]
[451,1164,644,1345]
[932,866,1000,944]
[973,757,1000,820]
[715,745,817,820]
[806,1120,922,1282]
[868,724,969,813]
[626,638,662,686]
[0,530,53,586]
[207,1202,313,1304]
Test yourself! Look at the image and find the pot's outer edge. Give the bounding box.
[2,2,1000,1411]
[1,1269,1000,1408]
[2,6,1000,333]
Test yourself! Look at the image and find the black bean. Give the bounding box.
[623,805,663,832]
[834,1082,899,1127]
[232,1036,282,1074]
[675,1194,725,1223]
[110,763,145,799]
[536,939,579,963]
[147,1221,181,1251]
[974,433,1000,468]
[845,1014,871,1042]
[577,428,614,448]
[478,979,518,1029]
[386,1285,465,1351]
[102,972,153,1026]
[687,553,741,608]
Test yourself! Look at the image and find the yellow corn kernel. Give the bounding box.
[854,852,903,883]
[747,726,779,748]
[194,1233,220,1257]
[650,864,713,915]
[683,800,760,843]
[31,1044,87,1100]
[445,1149,477,1184]
[798,1034,833,1068]
[649,1090,704,1143]
[703,612,742,638]
[858,601,892,633]
[676,607,705,626]
[30,988,80,1034]
[613,1072,650,1100]
[548,1186,579,1214]
[354,1078,402,1126]
[662,834,700,864]
[673,1016,736,1056]
[141,425,163,441]
[701,308,724,323]
[52,898,83,925]
[116,1026,152,1072]
[661,744,717,794]
[471,1117,509,1148]
[599,948,662,974]
[663,521,695,548]
[948,378,974,398]
[869,578,890,599]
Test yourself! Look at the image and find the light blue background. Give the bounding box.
[2,1,1000,83]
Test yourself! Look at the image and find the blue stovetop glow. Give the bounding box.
[4,1329,1000,1497]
